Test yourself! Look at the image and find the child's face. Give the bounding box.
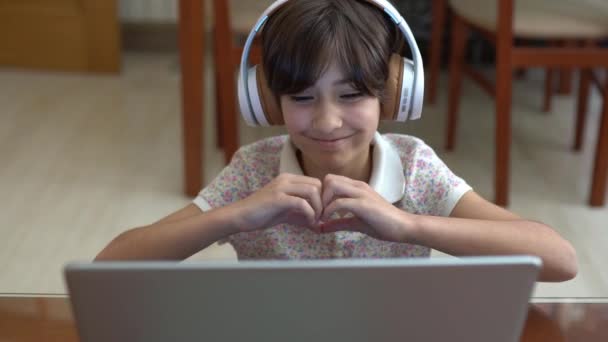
[280,62,380,173]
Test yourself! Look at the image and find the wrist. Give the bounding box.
[211,204,247,236]
[223,200,262,234]
[398,210,424,245]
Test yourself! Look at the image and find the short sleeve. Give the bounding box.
[192,149,254,246]
[406,141,472,217]
[193,148,252,212]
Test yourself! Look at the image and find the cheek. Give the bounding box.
[350,101,380,128]
[281,104,310,132]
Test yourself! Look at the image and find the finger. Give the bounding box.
[279,173,323,188]
[290,178,323,220]
[281,183,323,221]
[283,196,317,226]
[321,175,365,208]
[321,197,361,221]
[275,174,323,219]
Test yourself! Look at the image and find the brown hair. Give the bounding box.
[261,0,403,101]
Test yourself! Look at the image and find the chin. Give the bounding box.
[311,149,354,168]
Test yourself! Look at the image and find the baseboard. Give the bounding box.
[121,22,252,53]
[122,22,187,53]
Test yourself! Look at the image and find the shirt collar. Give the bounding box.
[279,132,405,203]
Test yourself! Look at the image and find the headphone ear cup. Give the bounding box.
[246,66,269,126]
[381,54,404,121]
[256,65,284,126]
[380,53,403,120]
[382,53,416,122]
[400,59,416,121]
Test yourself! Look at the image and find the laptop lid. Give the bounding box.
[64,256,541,342]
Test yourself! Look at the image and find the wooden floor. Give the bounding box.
[0,53,606,299]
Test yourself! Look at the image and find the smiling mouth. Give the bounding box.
[310,134,354,142]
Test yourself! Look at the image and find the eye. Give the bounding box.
[340,92,363,100]
[289,95,314,103]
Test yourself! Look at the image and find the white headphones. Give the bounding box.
[237,0,424,127]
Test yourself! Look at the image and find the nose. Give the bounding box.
[312,99,342,134]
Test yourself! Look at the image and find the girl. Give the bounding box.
[96,0,577,282]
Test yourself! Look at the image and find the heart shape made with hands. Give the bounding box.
[318,201,353,222]
[313,175,369,224]
[317,189,351,221]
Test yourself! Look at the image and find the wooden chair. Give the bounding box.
[427,0,448,105]
[178,0,205,196]
[211,0,270,163]
[427,0,574,108]
[445,0,608,206]
[178,0,269,196]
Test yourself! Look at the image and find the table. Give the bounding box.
[1,296,606,341]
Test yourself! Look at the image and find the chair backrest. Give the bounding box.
[449,0,608,38]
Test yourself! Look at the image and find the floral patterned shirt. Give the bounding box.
[193,132,472,260]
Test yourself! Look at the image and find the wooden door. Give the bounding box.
[0,0,120,73]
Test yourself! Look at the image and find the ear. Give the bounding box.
[256,65,284,125]
[381,53,405,121]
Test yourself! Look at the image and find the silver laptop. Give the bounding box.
[64,256,540,342]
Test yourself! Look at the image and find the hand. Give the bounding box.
[230,173,323,233]
[318,174,412,242]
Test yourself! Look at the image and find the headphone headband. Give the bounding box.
[238,0,424,126]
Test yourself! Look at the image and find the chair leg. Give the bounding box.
[494,5,515,206]
[557,40,575,95]
[213,0,239,163]
[445,13,467,151]
[558,69,573,95]
[216,65,239,162]
[214,38,224,149]
[574,69,591,151]
[494,69,513,207]
[589,79,608,206]
[178,0,205,196]
[428,0,447,104]
[543,68,553,113]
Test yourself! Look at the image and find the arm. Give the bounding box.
[318,175,577,282]
[95,173,324,261]
[95,204,241,261]
[406,191,578,282]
